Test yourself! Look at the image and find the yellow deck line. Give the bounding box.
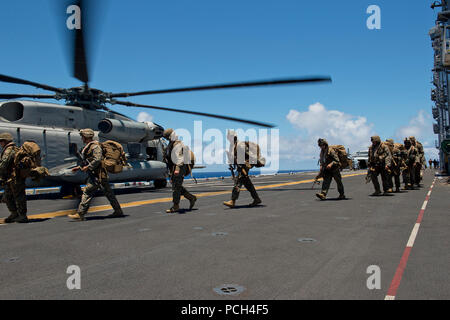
[0,172,365,223]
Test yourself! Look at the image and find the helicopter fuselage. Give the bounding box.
[0,100,168,188]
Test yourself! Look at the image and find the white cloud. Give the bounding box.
[282,105,439,164]
[394,110,431,141]
[284,103,375,161]
[394,110,438,161]
[137,112,153,123]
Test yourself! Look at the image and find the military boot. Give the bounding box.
[386,188,393,193]
[395,187,400,193]
[166,204,180,213]
[371,190,382,196]
[338,194,346,200]
[188,195,197,210]
[14,214,29,223]
[315,192,326,200]
[249,198,262,207]
[107,210,124,218]
[4,212,18,223]
[223,200,236,208]
[68,212,86,221]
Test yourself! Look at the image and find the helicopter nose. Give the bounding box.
[152,124,164,139]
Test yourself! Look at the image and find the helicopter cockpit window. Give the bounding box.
[0,102,24,122]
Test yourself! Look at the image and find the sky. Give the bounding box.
[0,0,440,171]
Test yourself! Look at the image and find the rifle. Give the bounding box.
[311,179,321,189]
[365,168,374,184]
[229,164,237,183]
[72,147,101,188]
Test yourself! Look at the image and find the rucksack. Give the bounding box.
[393,143,406,157]
[101,140,128,174]
[329,145,350,169]
[235,141,266,168]
[14,141,49,181]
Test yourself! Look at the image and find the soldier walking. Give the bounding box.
[315,138,345,200]
[403,138,420,190]
[385,139,406,193]
[368,136,392,196]
[223,131,262,208]
[68,129,123,221]
[0,133,28,223]
[409,136,424,187]
[163,128,197,213]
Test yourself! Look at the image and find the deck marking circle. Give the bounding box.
[297,238,317,243]
[212,232,228,237]
[213,284,245,296]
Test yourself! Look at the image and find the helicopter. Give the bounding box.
[0,0,331,196]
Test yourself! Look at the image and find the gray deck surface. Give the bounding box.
[0,170,448,300]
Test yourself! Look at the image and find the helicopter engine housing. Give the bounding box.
[98,118,164,143]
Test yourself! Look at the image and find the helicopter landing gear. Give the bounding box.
[153,179,167,189]
[60,183,82,198]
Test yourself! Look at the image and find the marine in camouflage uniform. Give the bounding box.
[0,133,28,223]
[315,138,345,200]
[368,136,392,196]
[68,129,123,221]
[409,136,424,187]
[223,131,261,208]
[402,138,420,190]
[163,129,197,213]
[385,139,406,193]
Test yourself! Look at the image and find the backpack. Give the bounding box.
[329,145,350,169]
[13,141,49,181]
[393,143,406,157]
[234,141,266,168]
[101,140,128,174]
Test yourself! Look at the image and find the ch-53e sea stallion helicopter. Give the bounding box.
[0,0,331,196]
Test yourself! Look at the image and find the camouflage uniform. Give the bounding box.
[316,139,345,200]
[224,131,261,207]
[385,139,406,192]
[163,129,197,213]
[403,138,420,189]
[409,137,424,187]
[0,137,28,223]
[230,164,260,203]
[368,136,392,195]
[70,129,123,220]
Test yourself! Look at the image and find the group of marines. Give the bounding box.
[1,128,262,223]
[315,135,427,200]
[1,127,429,223]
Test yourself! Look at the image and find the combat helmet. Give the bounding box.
[317,138,328,147]
[163,128,174,140]
[79,128,95,138]
[227,130,238,142]
[404,137,411,146]
[0,132,13,142]
[371,136,381,144]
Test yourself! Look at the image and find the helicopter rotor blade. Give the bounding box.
[113,100,275,128]
[110,76,332,98]
[0,74,64,93]
[0,94,57,100]
[73,0,89,85]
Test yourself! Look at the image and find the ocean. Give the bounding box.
[189,169,316,180]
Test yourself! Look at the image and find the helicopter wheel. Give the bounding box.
[153,179,167,189]
[60,183,82,198]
